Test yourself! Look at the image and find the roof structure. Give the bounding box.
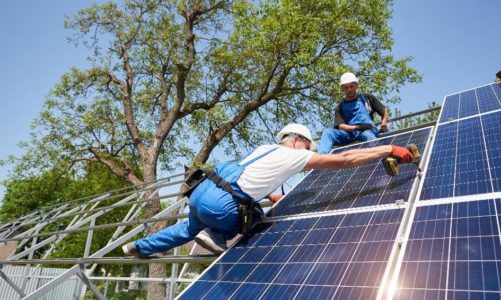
[2,82,500,299]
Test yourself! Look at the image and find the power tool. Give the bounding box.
[382,144,421,176]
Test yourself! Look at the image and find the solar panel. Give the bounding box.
[391,199,501,299]
[179,208,405,300]
[269,127,431,217]
[179,83,501,300]
[420,110,501,201]
[439,83,501,123]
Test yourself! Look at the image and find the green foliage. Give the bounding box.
[4,0,421,186]
[0,162,129,221]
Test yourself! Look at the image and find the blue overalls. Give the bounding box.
[135,147,278,256]
[318,95,379,154]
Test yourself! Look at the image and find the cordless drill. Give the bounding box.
[382,144,421,176]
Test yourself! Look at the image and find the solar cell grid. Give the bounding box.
[393,199,501,299]
[439,94,459,123]
[482,112,501,192]
[492,83,501,103]
[477,84,501,113]
[179,208,405,300]
[420,110,501,201]
[439,83,501,124]
[458,90,478,119]
[418,121,457,200]
[269,127,431,217]
[455,117,491,196]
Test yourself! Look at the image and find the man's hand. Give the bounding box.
[268,194,284,203]
[390,145,413,163]
[355,123,373,131]
[379,124,388,133]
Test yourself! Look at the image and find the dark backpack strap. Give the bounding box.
[203,169,252,204]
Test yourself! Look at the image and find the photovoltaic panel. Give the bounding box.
[393,199,501,299]
[268,127,431,217]
[439,83,501,123]
[180,82,501,300]
[179,208,405,300]
[420,110,501,200]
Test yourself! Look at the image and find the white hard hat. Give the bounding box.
[277,123,317,150]
[339,72,359,86]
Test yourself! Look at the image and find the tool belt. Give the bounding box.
[181,169,263,234]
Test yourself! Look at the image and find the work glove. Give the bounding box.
[390,145,413,163]
[354,123,373,131]
[268,194,284,203]
[379,124,388,133]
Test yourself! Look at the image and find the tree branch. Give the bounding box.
[88,146,142,185]
[194,67,291,164]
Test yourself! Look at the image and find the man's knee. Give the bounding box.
[358,130,377,142]
[320,127,336,139]
[319,128,354,153]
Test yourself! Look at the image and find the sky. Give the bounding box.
[0,0,500,199]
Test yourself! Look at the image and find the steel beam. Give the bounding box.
[0,267,26,297]
[76,266,105,300]
[0,255,217,266]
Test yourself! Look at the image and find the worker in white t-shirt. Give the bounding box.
[122,124,415,256]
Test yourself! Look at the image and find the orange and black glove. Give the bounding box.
[268,194,284,203]
[390,145,413,163]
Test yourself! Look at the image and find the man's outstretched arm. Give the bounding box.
[306,145,412,169]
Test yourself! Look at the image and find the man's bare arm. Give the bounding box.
[306,145,392,169]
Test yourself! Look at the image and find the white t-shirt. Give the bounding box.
[236,145,314,200]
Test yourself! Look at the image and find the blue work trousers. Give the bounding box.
[135,179,239,256]
[318,127,378,154]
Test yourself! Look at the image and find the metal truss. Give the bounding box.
[0,174,215,300]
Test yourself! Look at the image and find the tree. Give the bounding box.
[0,162,130,221]
[3,0,420,298]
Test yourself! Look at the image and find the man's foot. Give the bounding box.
[194,229,228,255]
[122,242,141,257]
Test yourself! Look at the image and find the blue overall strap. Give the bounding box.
[239,147,279,167]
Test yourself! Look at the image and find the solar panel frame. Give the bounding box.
[387,197,501,300]
[385,83,501,299]
[418,110,501,202]
[438,83,501,124]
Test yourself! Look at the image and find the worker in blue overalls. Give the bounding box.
[123,124,414,256]
[318,72,389,154]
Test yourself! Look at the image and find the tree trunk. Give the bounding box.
[142,163,167,300]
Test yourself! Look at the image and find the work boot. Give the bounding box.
[122,242,141,257]
[194,228,228,255]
